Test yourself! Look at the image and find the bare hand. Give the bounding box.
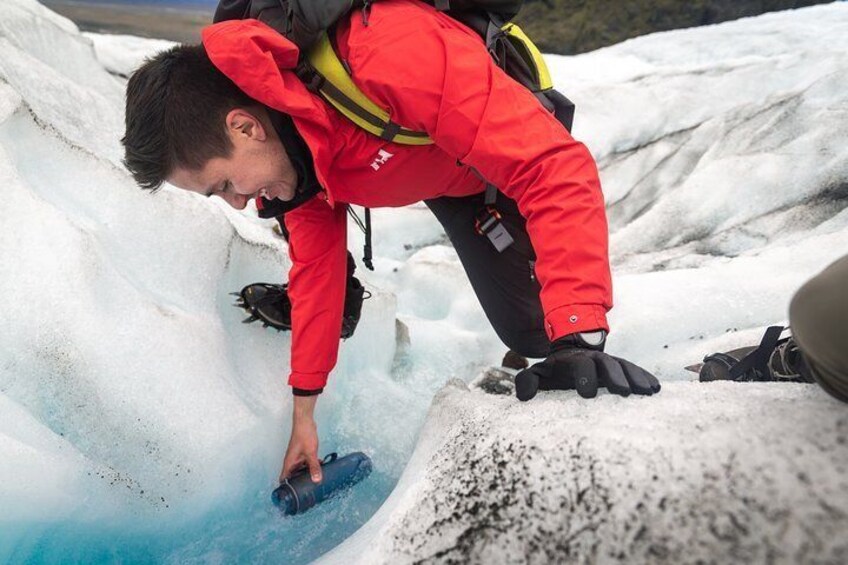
[280,396,322,483]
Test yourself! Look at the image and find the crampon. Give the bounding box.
[232,278,370,339]
[232,283,294,331]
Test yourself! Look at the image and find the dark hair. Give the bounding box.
[121,44,256,190]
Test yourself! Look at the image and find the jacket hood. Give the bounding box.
[201,19,338,205]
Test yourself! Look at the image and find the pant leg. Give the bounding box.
[790,254,848,403]
[425,192,550,358]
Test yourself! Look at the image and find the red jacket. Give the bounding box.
[202,0,612,391]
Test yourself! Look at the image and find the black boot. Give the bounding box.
[233,253,369,338]
[697,326,813,383]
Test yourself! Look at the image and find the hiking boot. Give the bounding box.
[233,278,370,339]
[696,326,812,383]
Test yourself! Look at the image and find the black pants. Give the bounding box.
[425,192,550,358]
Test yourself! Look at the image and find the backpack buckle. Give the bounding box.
[296,63,325,94]
[475,206,514,253]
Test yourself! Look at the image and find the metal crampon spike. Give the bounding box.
[229,291,241,297]
[242,313,259,324]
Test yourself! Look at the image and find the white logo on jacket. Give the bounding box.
[370,149,394,171]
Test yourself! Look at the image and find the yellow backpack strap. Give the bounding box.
[302,33,434,146]
[501,22,553,92]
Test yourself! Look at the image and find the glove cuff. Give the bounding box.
[551,330,607,353]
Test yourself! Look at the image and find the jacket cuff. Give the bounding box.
[544,304,610,341]
[292,387,323,396]
[288,370,329,390]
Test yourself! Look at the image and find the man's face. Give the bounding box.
[167,109,298,210]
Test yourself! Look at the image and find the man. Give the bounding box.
[122,0,660,485]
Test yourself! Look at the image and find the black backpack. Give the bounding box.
[214,0,576,264]
[213,0,575,139]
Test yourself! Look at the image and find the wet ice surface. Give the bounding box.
[1,1,847,563]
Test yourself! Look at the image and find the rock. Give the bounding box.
[502,350,529,371]
[471,368,516,396]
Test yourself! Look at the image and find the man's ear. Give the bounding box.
[225,109,267,141]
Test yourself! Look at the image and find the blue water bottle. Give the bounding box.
[272,452,373,515]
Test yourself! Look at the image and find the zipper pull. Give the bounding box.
[362,0,372,26]
[284,2,294,36]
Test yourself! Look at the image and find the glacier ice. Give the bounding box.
[1,1,847,563]
[322,380,848,564]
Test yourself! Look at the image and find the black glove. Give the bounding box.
[515,331,661,401]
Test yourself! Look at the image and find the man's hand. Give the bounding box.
[280,395,322,484]
[515,331,661,401]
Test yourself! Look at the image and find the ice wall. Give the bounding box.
[545,4,848,268]
[83,32,177,79]
[0,1,405,562]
